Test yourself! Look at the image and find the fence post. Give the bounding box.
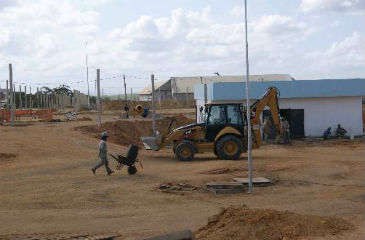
[96,69,101,128]
[151,74,156,136]
[9,64,14,124]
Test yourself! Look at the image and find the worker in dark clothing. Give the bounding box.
[124,104,130,119]
[141,106,149,118]
[91,131,113,175]
[335,124,347,138]
[279,117,291,144]
[323,127,332,139]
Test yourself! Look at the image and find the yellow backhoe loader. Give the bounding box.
[141,87,283,161]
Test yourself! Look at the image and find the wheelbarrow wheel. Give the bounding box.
[128,166,137,175]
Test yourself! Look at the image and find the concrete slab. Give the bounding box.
[232,177,272,185]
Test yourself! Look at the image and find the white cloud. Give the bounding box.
[0,2,362,95]
[301,0,365,14]
[305,32,365,77]
[0,0,102,82]
[231,5,244,19]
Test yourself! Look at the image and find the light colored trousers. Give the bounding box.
[92,157,112,174]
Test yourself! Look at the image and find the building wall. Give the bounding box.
[279,96,363,137]
[195,96,363,137]
[172,93,194,101]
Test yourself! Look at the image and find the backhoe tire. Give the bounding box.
[175,141,195,161]
[216,135,243,160]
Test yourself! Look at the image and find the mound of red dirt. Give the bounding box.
[75,115,194,146]
[195,206,352,240]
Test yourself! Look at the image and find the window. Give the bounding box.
[208,105,226,125]
[227,105,242,125]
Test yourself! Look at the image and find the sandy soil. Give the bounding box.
[0,113,364,240]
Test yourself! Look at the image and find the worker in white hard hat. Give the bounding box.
[91,131,114,175]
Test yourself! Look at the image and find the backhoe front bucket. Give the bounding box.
[140,131,162,151]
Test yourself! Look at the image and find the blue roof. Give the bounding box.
[194,79,365,101]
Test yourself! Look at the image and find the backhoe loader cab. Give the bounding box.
[141,87,283,161]
[204,103,246,142]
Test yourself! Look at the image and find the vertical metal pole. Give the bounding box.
[151,74,156,136]
[30,87,32,108]
[123,74,127,101]
[13,85,15,108]
[6,80,8,108]
[9,64,14,124]
[96,69,101,128]
[37,88,39,109]
[86,42,90,109]
[19,85,22,109]
[244,0,253,193]
[25,86,27,109]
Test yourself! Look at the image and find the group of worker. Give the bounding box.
[124,104,149,119]
[323,124,347,139]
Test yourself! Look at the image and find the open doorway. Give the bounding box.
[263,109,305,139]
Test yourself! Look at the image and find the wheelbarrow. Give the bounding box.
[109,144,143,175]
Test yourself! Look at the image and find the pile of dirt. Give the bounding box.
[103,100,195,111]
[75,115,194,146]
[195,205,352,240]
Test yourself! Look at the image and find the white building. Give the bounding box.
[194,79,365,138]
[138,74,293,101]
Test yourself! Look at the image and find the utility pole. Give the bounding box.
[37,87,39,109]
[85,42,90,109]
[25,86,27,109]
[96,69,101,128]
[6,80,8,108]
[9,64,14,124]
[29,87,32,108]
[244,0,253,194]
[19,85,22,109]
[151,74,156,136]
[123,74,127,101]
[130,88,133,101]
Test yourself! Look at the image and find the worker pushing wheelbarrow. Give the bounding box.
[109,144,143,175]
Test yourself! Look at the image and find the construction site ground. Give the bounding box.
[0,109,364,239]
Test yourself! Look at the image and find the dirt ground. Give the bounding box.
[0,110,364,240]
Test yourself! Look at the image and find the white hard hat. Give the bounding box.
[101,131,108,138]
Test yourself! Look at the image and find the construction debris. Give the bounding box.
[158,182,198,193]
[206,182,245,194]
[195,205,353,240]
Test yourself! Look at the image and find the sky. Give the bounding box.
[0,0,364,95]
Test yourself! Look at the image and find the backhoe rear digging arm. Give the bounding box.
[250,87,283,148]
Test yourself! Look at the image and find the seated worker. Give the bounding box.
[335,124,347,138]
[322,127,332,139]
